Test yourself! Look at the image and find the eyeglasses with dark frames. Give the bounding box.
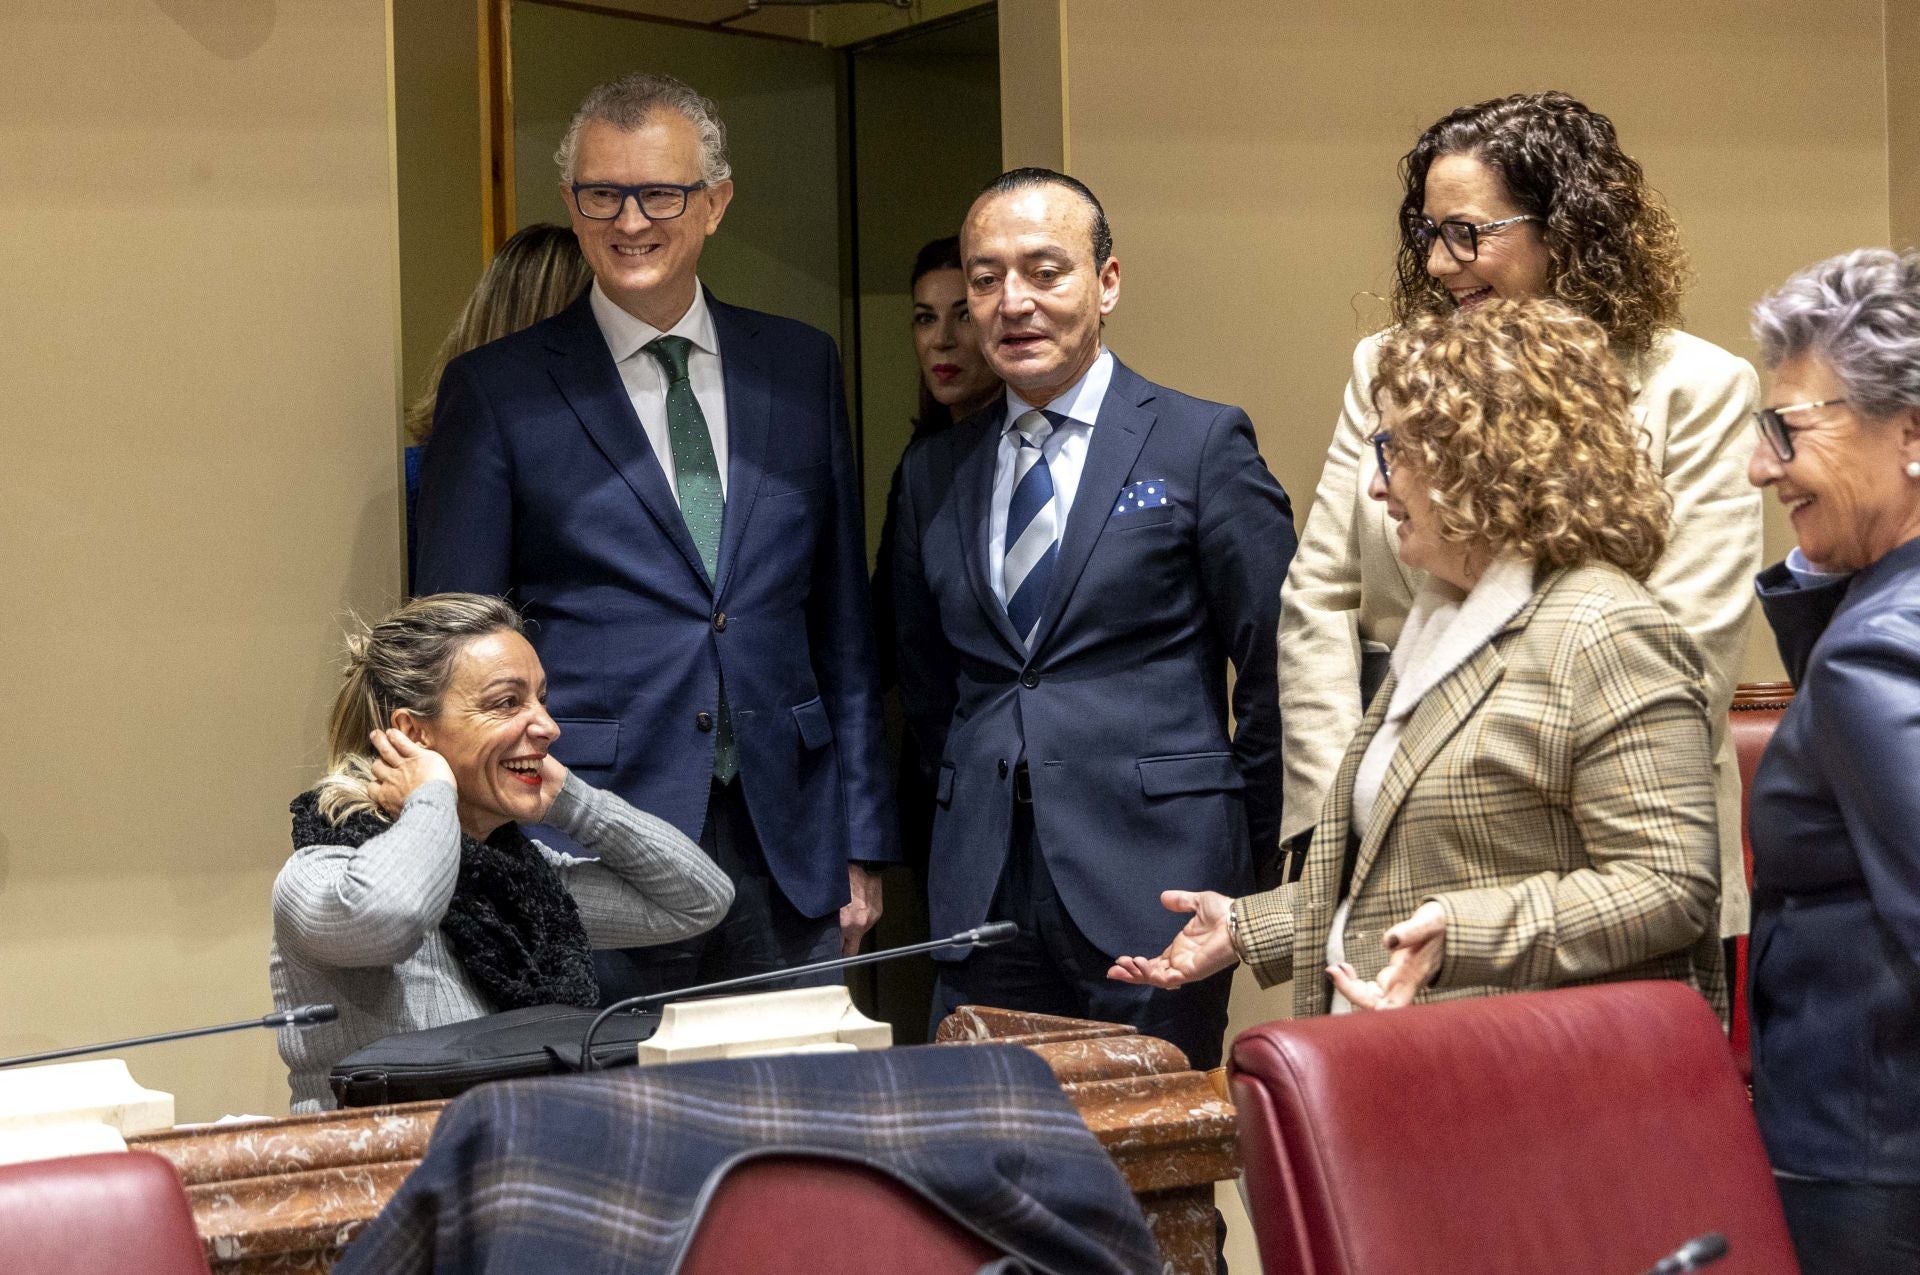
[1751,398,1848,463]
[570,180,708,222]
[1402,212,1542,264]
[1371,430,1397,482]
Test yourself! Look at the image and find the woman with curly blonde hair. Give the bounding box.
[1279,91,1761,946]
[1112,300,1723,1021]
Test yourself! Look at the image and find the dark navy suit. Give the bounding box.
[892,357,1294,1065]
[1751,536,1920,1271]
[414,289,894,967]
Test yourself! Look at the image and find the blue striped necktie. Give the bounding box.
[1002,409,1060,645]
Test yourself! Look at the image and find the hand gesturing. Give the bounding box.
[1107,890,1239,989]
[1327,900,1448,1011]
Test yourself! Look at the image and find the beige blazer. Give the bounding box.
[1277,328,1762,936]
[1241,563,1726,1020]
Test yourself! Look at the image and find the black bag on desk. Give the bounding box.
[328,1004,661,1107]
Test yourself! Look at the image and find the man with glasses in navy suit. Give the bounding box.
[891,170,1296,1067]
[415,73,894,1002]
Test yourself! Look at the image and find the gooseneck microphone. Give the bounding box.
[1641,1232,1729,1275]
[578,922,1020,1070]
[0,1005,339,1069]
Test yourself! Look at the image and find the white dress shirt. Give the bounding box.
[1784,545,1851,588]
[589,280,729,501]
[989,349,1115,604]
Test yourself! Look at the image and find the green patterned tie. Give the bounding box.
[645,335,737,783]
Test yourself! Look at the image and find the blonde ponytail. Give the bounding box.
[313,594,524,823]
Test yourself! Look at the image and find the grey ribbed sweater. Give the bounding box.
[268,775,731,1111]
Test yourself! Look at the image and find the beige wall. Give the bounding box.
[0,2,401,1119]
[1890,0,1920,249]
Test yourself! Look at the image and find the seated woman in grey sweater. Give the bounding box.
[270,594,732,1111]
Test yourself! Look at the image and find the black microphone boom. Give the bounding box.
[578,922,1020,1069]
[0,1006,339,1070]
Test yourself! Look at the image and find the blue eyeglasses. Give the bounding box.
[1371,431,1396,481]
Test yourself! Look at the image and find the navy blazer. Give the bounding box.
[413,289,895,919]
[1750,535,1920,1184]
[891,358,1296,960]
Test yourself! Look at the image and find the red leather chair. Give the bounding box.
[678,1154,1006,1274]
[1229,982,1798,1275]
[0,1150,210,1275]
[1728,681,1793,1081]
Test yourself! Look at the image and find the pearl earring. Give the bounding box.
[1907,460,1920,479]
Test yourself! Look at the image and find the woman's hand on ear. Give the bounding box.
[367,728,457,817]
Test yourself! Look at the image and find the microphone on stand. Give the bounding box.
[0,1006,339,1070]
[578,922,1021,1069]
[1640,1232,1729,1275]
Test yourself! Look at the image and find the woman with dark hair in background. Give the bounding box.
[866,236,1001,1032]
[1745,249,1920,1274]
[904,235,1002,442]
[872,236,1003,864]
[403,224,591,581]
[1278,92,1760,944]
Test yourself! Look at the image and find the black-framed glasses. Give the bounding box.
[570,180,708,222]
[1402,212,1542,264]
[1752,398,1848,462]
[1371,430,1396,481]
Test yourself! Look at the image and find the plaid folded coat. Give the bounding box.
[332,1043,1159,1275]
[1242,562,1726,1019]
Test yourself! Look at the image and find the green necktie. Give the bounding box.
[645,334,737,783]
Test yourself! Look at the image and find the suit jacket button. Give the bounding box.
[695,711,714,732]
[1021,671,1039,689]
[997,759,1009,779]
[713,612,728,632]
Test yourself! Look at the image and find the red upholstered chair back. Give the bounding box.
[1728,681,1792,1079]
[0,1150,210,1275]
[1229,982,1798,1275]
[677,1154,1007,1274]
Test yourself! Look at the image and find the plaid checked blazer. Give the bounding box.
[332,1043,1159,1275]
[1241,562,1726,1020]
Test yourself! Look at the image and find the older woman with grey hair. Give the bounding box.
[1745,248,1920,1274]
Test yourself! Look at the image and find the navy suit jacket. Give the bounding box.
[414,289,895,919]
[1750,535,1920,1183]
[891,358,1296,960]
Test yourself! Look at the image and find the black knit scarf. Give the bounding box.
[288,790,599,1010]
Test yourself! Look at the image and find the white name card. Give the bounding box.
[634,985,892,1066]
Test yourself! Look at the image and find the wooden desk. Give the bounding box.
[129,1007,1238,1274]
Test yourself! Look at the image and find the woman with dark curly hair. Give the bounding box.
[1278,92,1761,946]
[1113,300,1723,1018]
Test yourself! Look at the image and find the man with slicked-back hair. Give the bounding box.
[892,168,1296,1067]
